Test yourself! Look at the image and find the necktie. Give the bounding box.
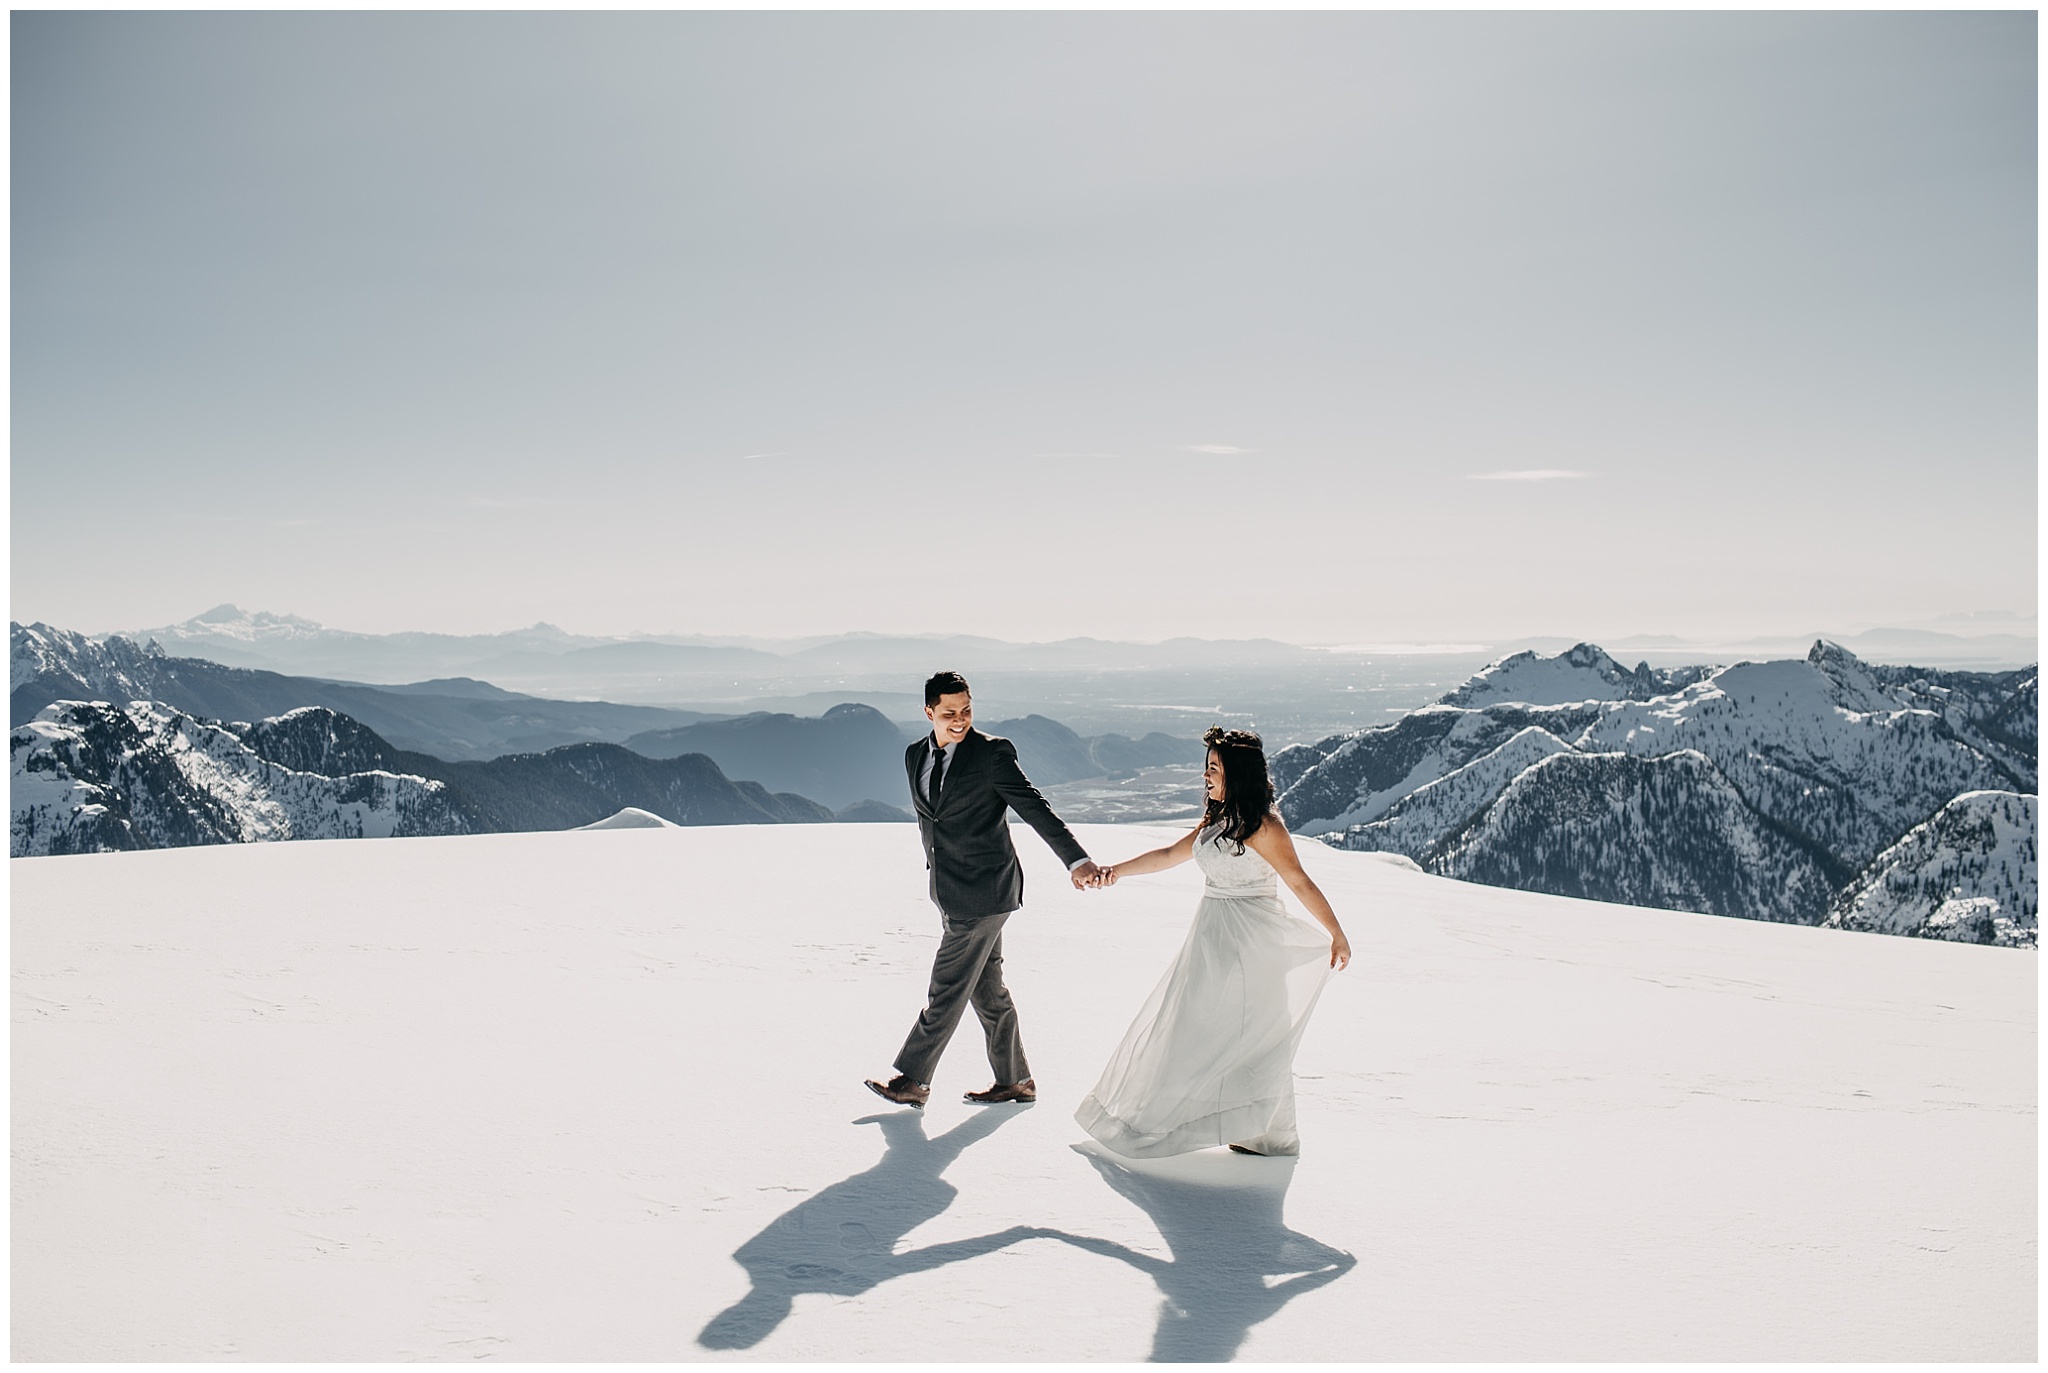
[928,742,946,810]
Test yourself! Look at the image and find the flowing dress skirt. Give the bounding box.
[1076,882,1332,1158]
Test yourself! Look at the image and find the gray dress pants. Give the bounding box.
[894,910,1029,1087]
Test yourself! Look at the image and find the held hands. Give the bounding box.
[1071,860,1118,891]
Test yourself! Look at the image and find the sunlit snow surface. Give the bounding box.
[12,825,2035,1360]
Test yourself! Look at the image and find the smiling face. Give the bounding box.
[926,691,972,747]
[1203,748,1227,804]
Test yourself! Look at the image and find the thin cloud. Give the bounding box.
[1188,444,1254,455]
[739,452,783,462]
[462,495,552,510]
[1465,469,1595,482]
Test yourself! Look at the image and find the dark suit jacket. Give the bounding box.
[907,727,1089,918]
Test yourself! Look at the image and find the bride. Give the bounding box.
[1075,726,1352,1159]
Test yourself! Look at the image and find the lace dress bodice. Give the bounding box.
[1194,823,1280,901]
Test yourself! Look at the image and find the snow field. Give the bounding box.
[12,823,2035,1360]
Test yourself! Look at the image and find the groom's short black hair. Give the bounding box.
[924,671,971,706]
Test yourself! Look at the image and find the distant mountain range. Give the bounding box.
[97,604,1332,689]
[12,622,715,760]
[13,621,1201,808]
[1281,641,2036,947]
[91,604,2039,690]
[12,618,2037,948]
[625,706,1199,810]
[9,693,1190,855]
[9,622,1205,852]
[12,701,835,857]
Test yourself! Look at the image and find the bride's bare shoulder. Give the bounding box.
[1247,812,1301,857]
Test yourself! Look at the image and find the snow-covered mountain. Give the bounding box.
[16,621,1200,811]
[12,700,470,856]
[11,621,714,760]
[1434,749,1839,924]
[1825,791,2038,947]
[1290,641,2036,944]
[152,602,332,644]
[239,704,408,777]
[1575,646,2029,872]
[1322,725,1574,861]
[110,604,614,676]
[1438,641,1713,707]
[11,700,839,857]
[1270,700,1612,831]
[11,621,169,701]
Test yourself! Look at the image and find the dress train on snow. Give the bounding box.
[1075,824,1332,1158]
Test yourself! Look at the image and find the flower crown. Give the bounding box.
[1202,725,1264,751]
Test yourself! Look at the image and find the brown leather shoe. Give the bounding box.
[864,1074,930,1108]
[963,1078,1036,1105]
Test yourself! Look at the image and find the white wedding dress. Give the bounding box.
[1075,823,1334,1158]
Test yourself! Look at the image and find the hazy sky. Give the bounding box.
[13,11,2037,644]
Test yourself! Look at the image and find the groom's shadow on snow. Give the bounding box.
[697,1107,1035,1350]
[1040,1141,1357,1363]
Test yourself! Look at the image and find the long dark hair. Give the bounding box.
[1201,725,1275,853]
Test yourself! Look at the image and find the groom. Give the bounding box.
[866,671,1103,1109]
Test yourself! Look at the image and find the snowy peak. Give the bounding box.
[1825,791,2038,948]
[1439,641,1709,708]
[12,700,468,856]
[1561,641,1622,672]
[239,707,402,778]
[1440,643,1625,707]
[168,605,328,641]
[1287,640,2037,946]
[1583,655,2023,871]
[1802,639,1896,713]
[12,622,166,695]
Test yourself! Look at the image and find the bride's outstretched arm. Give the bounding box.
[1096,823,1203,885]
[1246,814,1353,970]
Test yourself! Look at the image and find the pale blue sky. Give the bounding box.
[12,11,2036,643]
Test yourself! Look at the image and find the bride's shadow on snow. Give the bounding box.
[1042,1141,1357,1363]
[697,1107,1036,1350]
[697,1114,1354,1361]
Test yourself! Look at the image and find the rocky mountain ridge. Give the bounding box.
[13,622,1199,798]
[1823,791,2037,947]
[13,701,471,855]
[1438,642,1714,707]
[12,702,836,857]
[12,620,718,760]
[1289,641,2036,945]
